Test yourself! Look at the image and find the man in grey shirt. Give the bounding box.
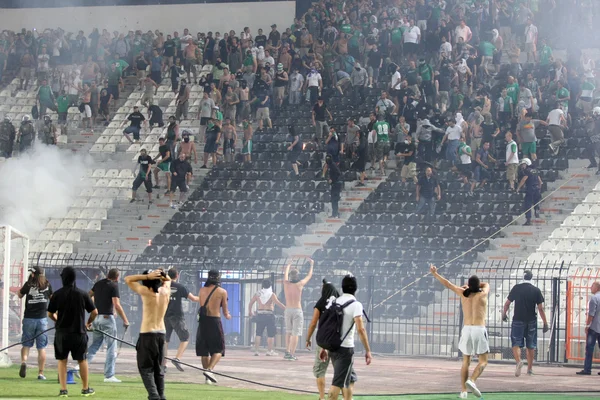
[577,281,600,375]
[351,62,368,105]
[516,112,547,162]
[197,92,216,137]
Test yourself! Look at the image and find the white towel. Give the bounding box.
[258,288,273,305]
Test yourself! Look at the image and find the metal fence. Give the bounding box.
[25,253,572,363]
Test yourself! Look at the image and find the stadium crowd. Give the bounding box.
[0,0,599,202]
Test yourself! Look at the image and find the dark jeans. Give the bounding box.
[524,190,541,220]
[309,86,319,105]
[352,85,365,105]
[418,140,434,162]
[583,328,600,373]
[416,196,436,217]
[136,332,166,400]
[331,181,342,217]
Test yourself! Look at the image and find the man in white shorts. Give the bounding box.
[430,264,490,399]
[283,259,314,360]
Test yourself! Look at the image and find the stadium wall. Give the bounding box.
[0,1,296,35]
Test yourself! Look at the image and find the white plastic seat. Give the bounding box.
[590,204,600,215]
[103,144,116,153]
[66,209,82,219]
[66,232,81,242]
[117,190,130,200]
[96,136,110,144]
[108,179,122,188]
[567,228,585,239]
[594,181,600,192]
[72,198,88,208]
[84,168,94,178]
[107,188,120,197]
[52,231,67,241]
[73,220,88,230]
[95,178,109,187]
[151,127,163,135]
[43,243,60,253]
[127,144,141,153]
[45,219,62,229]
[526,253,545,264]
[592,254,600,265]
[100,199,113,208]
[538,240,556,251]
[550,228,569,239]
[108,121,121,128]
[58,243,73,253]
[59,220,75,230]
[79,209,96,219]
[584,192,600,203]
[577,253,595,265]
[555,241,572,252]
[92,169,107,178]
[572,240,588,252]
[87,221,101,230]
[109,136,122,144]
[93,209,107,220]
[90,144,104,152]
[583,228,600,239]
[38,231,54,241]
[573,204,591,214]
[80,188,95,197]
[562,215,580,227]
[580,215,596,227]
[93,188,108,197]
[31,242,47,252]
[586,241,600,252]
[86,199,101,208]
[560,253,579,264]
[120,179,132,188]
[543,253,561,264]
[119,169,134,179]
[106,169,120,178]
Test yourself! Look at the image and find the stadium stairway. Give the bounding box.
[477,159,600,262]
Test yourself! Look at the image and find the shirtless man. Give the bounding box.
[141,75,159,109]
[178,130,198,165]
[79,83,92,131]
[283,259,314,360]
[248,279,286,356]
[125,269,171,400]
[241,120,253,163]
[196,270,231,384]
[221,119,237,163]
[430,264,489,399]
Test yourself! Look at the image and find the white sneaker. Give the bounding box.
[515,360,524,377]
[465,379,481,398]
[459,392,468,399]
[104,376,122,383]
[254,351,260,356]
[266,350,278,356]
[205,377,213,385]
[203,370,217,384]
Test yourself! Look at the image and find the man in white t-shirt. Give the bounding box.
[546,103,567,155]
[390,66,402,98]
[37,46,50,82]
[454,20,472,44]
[442,118,462,164]
[305,69,322,105]
[524,18,538,63]
[403,19,421,62]
[320,275,372,400]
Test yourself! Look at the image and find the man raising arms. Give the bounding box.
[283,258,314,360]
[196,270,231,384]
[430,264,490,399]
[125,269,171,400]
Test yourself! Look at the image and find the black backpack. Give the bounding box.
[316,299,355,351]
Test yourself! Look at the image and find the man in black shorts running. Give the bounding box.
[131,148,156,204]
[163,268,198,372]
[169,152,193,209]
[248,279,286,356]
[196,270,231,384]
[47,267,98,398]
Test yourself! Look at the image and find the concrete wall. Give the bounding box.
[0,2,295,34]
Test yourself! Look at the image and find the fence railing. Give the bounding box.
[19,253,575,363]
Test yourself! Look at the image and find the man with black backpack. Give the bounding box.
[317,275,372,400]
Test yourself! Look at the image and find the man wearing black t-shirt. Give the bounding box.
[122,106,146,143]
[415,167,441,218]
[47,267,97,398]
[17,266,52,380]
[312,97,332,140]
[87,269,130,383]
[169,152,193,209]
[131,148,156,204]
[163,268,198,373]
[153,137,171,191]
[395,135,417,183]
[148,105,164,128]
[502,270,548,377]
[255,29,267,48]
[135,51,149,91]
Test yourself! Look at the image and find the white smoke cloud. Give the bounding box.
[0,142,91,238]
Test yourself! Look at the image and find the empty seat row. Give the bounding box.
[37,230,81,242]
[87,169,134,179]
[153,233,295,248]
[79,188,130,198]
[29,242,73,253]
[144,245,283,259]
[64,209,107,220]
[327,235,484,251]
[189,188,331,204]
[161,221,309,235]
[337,223,499,239]
[313,247,479,262]
[538,239,600,253]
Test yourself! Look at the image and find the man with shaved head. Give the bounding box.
[577,281,600,375]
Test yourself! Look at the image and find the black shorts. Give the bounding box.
[330,347,356,389]
[204,135,218,154]
[170,178,188,193]
[255,313,276,338]
[200,117,211,126]
[165,315,190,342]
[58,112,67,123]
[107,84,119,101]
[288,150,301,164]
[458,163,473,179]
[54,331,88,361]
[404,42,418,54]
[133,174,153,193]
[196,316,225,357]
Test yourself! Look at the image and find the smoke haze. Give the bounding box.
[0,143,91,238]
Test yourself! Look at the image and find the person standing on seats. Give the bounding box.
[501,270,549,377]
[86,268,130,383]
[131,148,156,204]
[430,264,489,399]
[122,106,145,144]
[169,152,193,209]
[326,154,343,218]
[17,266,53,380]
[283,259,314,360]
[516,158,542,226]
[125,269,171,400]
[47,267,97,398]
[196,269,231,384]
[415,166,441,219]
[163,268,198,373]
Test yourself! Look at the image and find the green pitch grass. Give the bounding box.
[0,367,594,399]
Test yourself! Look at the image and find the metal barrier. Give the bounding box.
[25,253,572,363]
[566,267,600,363]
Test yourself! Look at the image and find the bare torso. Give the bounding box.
[460,291,488,326]
[256,294,275,311]
[140,286,170,333]
[283,282,303,309]
[199,285,227,317]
